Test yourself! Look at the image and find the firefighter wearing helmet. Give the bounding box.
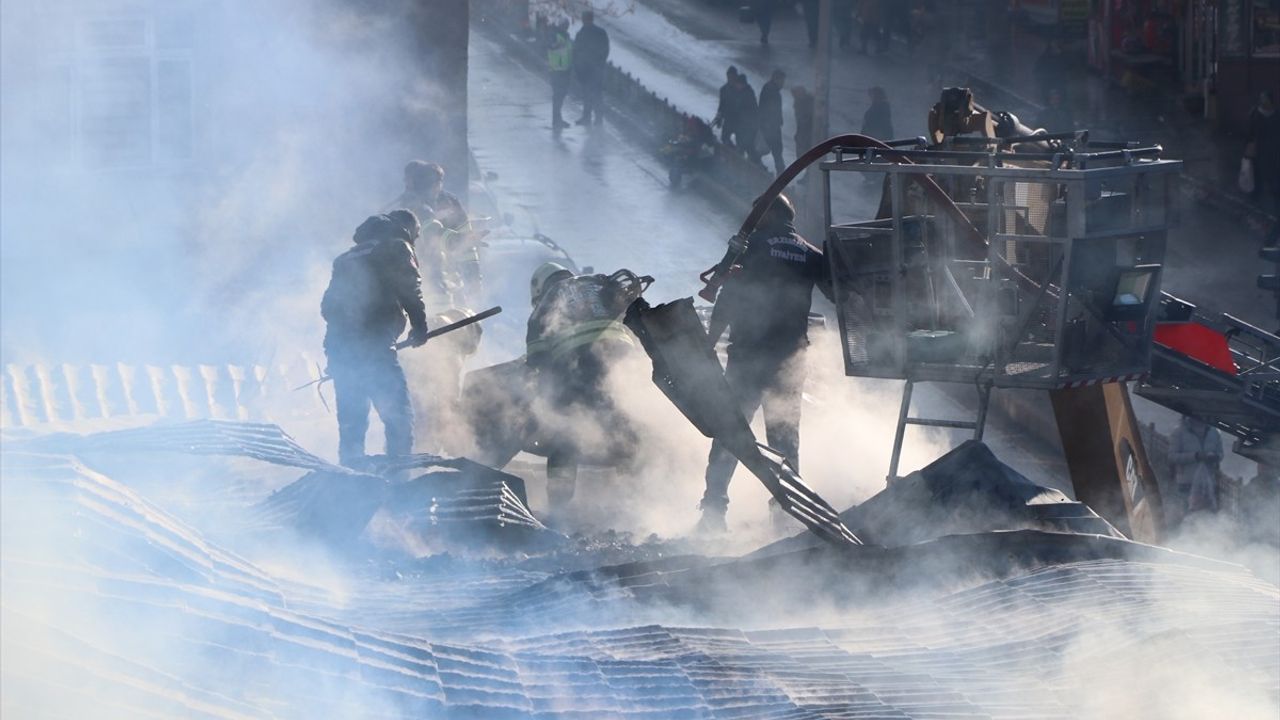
[524,261,646,519]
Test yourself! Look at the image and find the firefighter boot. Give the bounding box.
[695,499,728,535]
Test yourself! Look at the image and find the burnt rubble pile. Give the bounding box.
[851,440,1124,545]
[2,421,1278,718]
[261,457,549,549]
[759,441,1122,559]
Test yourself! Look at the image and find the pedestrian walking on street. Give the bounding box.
[698,194,833,532]
[547,21,573,130]
[573,10,610,125]
[751,0,776,45]
[835,0,855,49]
[732,71,762,164]
[857,0,885,54]
[713,66,740,146]
[321,212,431,470]
[1169,415,1223,520]
[1246,90,1280,215]
[759,69,788,175]
[800,0,820,48]
[791,85,815,154]
[861,86,894,141]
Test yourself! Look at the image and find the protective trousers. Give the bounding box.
[541,342,636,510]
[702,344,805,512]
[329,348,414,467]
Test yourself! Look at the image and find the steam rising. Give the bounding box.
[3,2,1278,718]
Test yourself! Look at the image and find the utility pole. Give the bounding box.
[803,0,832,242]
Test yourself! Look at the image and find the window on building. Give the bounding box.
[56,12,194,169]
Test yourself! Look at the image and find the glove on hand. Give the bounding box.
[407,325,431,347]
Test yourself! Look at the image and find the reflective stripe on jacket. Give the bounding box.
[528,319,633,363]
[548,36,572,72]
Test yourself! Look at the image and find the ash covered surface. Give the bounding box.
[3,422,1278,718]
[757,441,1125,559]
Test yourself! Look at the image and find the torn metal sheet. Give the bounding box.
[3,449,1276,719]
[624,297,860,547]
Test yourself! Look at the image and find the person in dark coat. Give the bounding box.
[731,71,761,163]
[698,194,833,532]
[1247,90,1280,215]
[713,66,741,146]
[861,85,894,140]
[758,69,787,175]
[751,0,776,44]
[858,0,885,54]
[834,0,855,48]
[573,10,610,125]
[791,85,815,154]
[391,161,480,306]
[801,0,820,48]
[321,212,431,468]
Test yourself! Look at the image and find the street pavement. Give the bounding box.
[466,21,1073,533]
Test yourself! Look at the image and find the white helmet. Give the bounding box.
[530,262,572,305]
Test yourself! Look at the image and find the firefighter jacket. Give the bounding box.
[526,274,634,367]
[322,219,429,357]
[716,222,831,352]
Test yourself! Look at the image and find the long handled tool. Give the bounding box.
[295,305,503,391]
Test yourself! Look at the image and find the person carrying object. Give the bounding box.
[321,211,430,469]
[525,262,643,519]
[698,193,833,533]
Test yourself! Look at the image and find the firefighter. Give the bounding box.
[526,262,641,517]
[699,193,832,532]
[390,160,482,306]
[321,212,430,469]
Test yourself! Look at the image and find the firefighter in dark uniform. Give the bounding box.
[391,160,482,306]
[699,194,832,532]
[526,262,640,516]
[321,211,430,468]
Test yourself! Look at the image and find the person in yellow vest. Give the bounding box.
[526,262,643,516]
[547,21,573,130]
